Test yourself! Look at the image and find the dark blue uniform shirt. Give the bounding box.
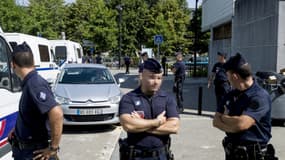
[124,56,131,65]
[217,81,272,144]
[15,70,57,142]
[173,61,185,78]
[212,62,228,85]
[119,87,179,148]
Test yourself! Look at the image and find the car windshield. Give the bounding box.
[58,67,115,84]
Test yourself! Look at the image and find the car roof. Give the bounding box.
[63,63,107,69]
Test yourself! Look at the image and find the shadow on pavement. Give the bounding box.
[63,125,117,134]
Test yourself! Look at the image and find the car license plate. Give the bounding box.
[77,109,103,115]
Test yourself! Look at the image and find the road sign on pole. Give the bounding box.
[154,35,163,45]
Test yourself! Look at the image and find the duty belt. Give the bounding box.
[122,146,167,158]
[9,137,49,150]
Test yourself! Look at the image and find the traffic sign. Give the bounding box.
[154,35,163,45]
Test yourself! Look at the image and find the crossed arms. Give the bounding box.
[120,111,179,135]
[213,112,255,133]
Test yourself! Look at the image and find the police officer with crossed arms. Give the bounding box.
[213,53,278,160]
[119,58,180,160]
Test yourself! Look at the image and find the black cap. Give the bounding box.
[217,52,227,58]
[223,53,247,72]
[143,58,162,73]
[12,42,32,56]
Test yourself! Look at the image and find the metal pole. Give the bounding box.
[193,0,199,77]
[118,7,122,69]
[198,86,203,115]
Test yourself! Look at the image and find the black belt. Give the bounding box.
[123,146,167,158]
[10,138,49,150]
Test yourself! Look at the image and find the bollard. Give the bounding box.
[198,86,203,115]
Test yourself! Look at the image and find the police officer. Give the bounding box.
[124,54,131,74]
[161,54,167,76]
[208,52,231,107]
[171,52,186,113]
[213,53,278,160]
[119,58,180,160]
[138,52,149,83]
[8,42,63,160]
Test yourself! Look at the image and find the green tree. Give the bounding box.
[0,0,26,32]
[25,0,66,38]
[65,0,117,53]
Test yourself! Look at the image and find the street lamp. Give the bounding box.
[193,0,199,77]
[116,4,123,69]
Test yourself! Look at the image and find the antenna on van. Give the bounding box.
[0,26,3,33]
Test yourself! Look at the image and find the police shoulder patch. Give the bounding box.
[38,91,47,101]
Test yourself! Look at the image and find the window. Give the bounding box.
[0,37,21,91]
[55,46,67,60]
[77,48,82,58]
[39,45,50,62]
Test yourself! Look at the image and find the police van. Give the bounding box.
[49,40,83,67]
[3,33,59,84]
[0,33,21,160]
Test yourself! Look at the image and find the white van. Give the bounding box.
[0,33,21,160]
[3,33,59,84]
[49,40,83,66]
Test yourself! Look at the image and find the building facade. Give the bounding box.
[202,0,285,73]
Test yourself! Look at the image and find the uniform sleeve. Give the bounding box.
[29,85,58,114]
[212,63,217,73]
[243,96,270,122]
[166,95,179,118]
[119,95,135,115]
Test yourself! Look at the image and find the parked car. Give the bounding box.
[53,63,123,125]
[255,71,285,124]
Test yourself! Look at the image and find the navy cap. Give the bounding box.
[12,42,32,56]
[141,52,148,56]
[143,58,162,73]
[224,53,247,72]
[175,52,182,56]
[217,52,227,58]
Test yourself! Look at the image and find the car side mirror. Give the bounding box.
[118,78,125,84]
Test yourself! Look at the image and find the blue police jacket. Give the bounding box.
[217,81,272,144]
[212,62,228,85]
[119,87,179,148]
[15,70,58,142]
[173,61,185,78]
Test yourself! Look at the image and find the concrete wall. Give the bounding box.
[277,1,285,72]
[232,0,279,72]
[202,0,234,31]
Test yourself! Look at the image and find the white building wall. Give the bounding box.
[277,1,285,71]
[202,0,235,31]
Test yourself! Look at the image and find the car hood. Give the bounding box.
[54,84,121,102]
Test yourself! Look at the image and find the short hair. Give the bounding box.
[12,42,34,67]
[230,63,252,80]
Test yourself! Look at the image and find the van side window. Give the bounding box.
[0,37,12,90]
[39,45,50,62]
[55,46,67,60]
[77,48,82,58]
[9,41,18,50]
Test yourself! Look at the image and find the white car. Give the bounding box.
[53,63,123,125]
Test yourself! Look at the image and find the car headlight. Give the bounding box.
[109,95,121,104]
[55,95,71,104]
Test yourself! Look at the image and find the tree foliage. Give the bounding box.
[0,0,209,56]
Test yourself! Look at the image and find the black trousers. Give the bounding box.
[125,64,130,74]
[214,82,231,107]
[173,77,184,110]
